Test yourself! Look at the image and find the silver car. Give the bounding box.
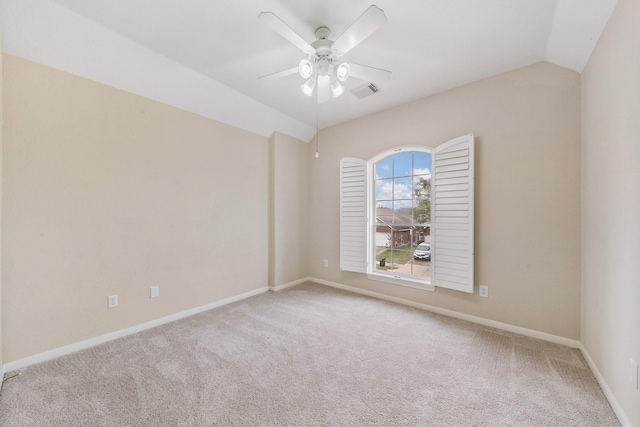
[413,243,431,261]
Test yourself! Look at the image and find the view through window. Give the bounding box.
[374,150,432,281]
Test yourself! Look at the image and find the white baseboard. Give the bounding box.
[306,278,636,425]
[579,343,632,427]
[269,277,309,292]
[308,277,580,348]
[2,277,629,427]
[3,286,269,373]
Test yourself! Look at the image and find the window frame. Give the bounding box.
[366,146,435,291]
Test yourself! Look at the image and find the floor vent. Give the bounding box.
[351,83,380,99]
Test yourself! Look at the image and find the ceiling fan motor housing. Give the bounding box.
[311,29,339,76]
[315,26,331,40]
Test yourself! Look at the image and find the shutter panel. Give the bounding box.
[432,134,474,293]
[340,157,367,273]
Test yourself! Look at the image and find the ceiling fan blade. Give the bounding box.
[332,5,387,56]
[258,67,299,81]
[317,75,331,104]
[347,63,392,83]
[259,12,316,56]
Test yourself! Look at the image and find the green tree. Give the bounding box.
[413,177,431,239]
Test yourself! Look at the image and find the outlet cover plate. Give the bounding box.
[150,286,159,298]
[479,286,489,298]
[108,295,118,308]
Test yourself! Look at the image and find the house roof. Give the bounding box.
[376,207,412,225]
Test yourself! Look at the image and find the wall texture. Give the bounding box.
[2,55,269,362]
[0,35,4,376]
[581,0,640,424]
[269,132,309,289]
[308,61,582,340]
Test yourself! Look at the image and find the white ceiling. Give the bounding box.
[0,0,618,140]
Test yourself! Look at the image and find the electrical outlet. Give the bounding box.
[150,286,159,298]
[479,286,489,298]
[323,259,329,268]
[108,295,118,308]
[631,359,638,389]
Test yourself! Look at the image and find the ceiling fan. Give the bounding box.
[258,5,391,103]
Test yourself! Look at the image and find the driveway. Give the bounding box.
[393,259,430,278]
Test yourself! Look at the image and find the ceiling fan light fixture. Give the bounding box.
[298,59,314,79]
[336,62,350,82]
[260,6,389,102]
[301,77,316,96]
[330,79,345,97]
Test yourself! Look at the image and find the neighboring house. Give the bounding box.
[375,207,429,248]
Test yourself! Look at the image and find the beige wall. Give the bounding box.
[581,0,640,424]
[0,35,4,375]
[308,62,582,339]
[268,132,309,288]
[2,55,269,362]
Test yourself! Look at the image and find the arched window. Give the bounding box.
[371,148,432,281]
[340,134,474,293]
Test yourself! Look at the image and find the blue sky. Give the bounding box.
[375,151,431,203]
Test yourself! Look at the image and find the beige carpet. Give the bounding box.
[0,282,619,426]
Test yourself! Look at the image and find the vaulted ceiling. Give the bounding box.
[0,0,618,141]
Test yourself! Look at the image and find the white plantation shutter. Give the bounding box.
[340,157,367,273]
[431,134,475,293]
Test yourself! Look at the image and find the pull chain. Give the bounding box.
[315,83,320,158]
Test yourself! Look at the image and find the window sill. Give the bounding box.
[366,272,435,292]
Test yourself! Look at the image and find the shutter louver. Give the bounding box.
[432,134,475,293]
[340,157,367,273]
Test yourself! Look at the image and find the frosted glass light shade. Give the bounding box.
[300,78,316,96]
[330,80,345,97]
[336,62,350,82]
[298,59,314,79]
